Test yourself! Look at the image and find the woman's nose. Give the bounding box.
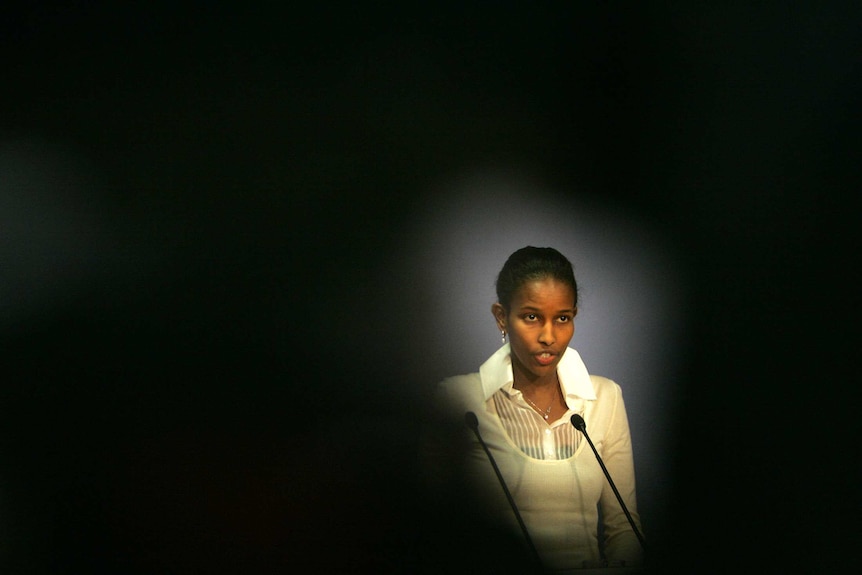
[538,321,555,344]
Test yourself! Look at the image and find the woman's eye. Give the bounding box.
[525,314,537,321]
[558,316,570,322]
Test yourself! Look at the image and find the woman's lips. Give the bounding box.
[534,352,557,366]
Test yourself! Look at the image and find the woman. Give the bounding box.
[424,246,644,572]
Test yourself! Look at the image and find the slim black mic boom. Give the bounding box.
[570,414,646,550]
[465,411,542,567]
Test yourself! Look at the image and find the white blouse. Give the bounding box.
[432,344,644,570]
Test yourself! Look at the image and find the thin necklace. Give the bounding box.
[523,384,559,420]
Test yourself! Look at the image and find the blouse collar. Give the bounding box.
[478,343,597,404]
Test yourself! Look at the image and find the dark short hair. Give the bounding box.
[495,246,578,310]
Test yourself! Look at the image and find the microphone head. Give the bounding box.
[465,411,479,430]
[570,413,586,432]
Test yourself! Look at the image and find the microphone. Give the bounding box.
[465,411,543,568]
[570,414,646,550]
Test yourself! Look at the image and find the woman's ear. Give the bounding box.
[491,302,506,330]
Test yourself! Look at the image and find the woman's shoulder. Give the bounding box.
[439,372,481,388]
[437,372,482,399]
[434,372,484,410]
[588,374,624,398]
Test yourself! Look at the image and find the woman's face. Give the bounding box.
[493,277,577,383]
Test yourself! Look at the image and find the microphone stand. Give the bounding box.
[571,414,646,550]
[465,412,543,570]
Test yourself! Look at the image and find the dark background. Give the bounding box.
[2,3,858,574]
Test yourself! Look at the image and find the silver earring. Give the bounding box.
[501,330,507,344]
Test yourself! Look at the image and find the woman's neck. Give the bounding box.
[512,366,558,392]
[512,366,566,423]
